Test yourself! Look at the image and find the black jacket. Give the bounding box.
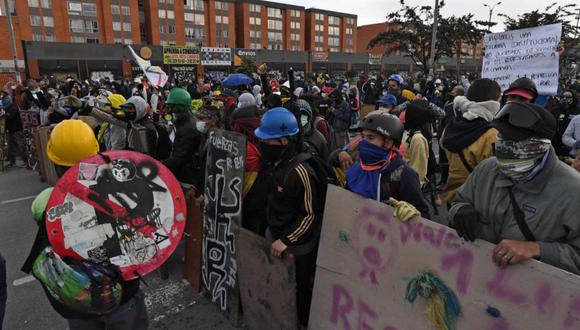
[3,98,22,133]
[263,152,321,255]
[23,89,50,110]
[162,115,201,184]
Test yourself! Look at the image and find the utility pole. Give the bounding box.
[4,0,21,83]
[428,0,440,77]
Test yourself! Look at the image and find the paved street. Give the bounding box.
[0,167,238,330]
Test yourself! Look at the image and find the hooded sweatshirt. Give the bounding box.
[125,96,158,156]
[252,85,262,107]
[441,95,500,202]
[238,92,256,108]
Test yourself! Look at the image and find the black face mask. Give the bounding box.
[260,141,294,164]
[124,111,137,122]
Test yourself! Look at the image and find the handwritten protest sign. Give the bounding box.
[482,23,562,95]
[202,129,246,323]
[309,185,580,329]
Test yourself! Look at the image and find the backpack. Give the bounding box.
[32,246,123,319]
[313,116,337,152]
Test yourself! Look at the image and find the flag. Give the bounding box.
[127,45,168,88]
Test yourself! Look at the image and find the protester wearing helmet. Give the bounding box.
[387,74,415,104]
[255,107,321,327]
[345,111,430,220]
[449,102,580,274]
[24,119,148,330]
[162,88,201,189]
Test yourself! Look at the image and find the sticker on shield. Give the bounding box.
[46,150,186,280]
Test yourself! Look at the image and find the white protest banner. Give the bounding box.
[309,185,580,330]
[127,45,168,88]
[482,23,562,95]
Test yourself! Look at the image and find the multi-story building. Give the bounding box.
[235,0,305,51]
[305,8,357,53]
[0,0,361,83]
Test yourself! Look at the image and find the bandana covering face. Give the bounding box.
[495,136,551,182]
[346,139,392,200]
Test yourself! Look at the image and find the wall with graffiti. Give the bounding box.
[202,129,246,318]
[309,185,580,330]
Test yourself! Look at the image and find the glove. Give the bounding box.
[574,140,580,149]
[451,204,482,242]
[388,198,420,222]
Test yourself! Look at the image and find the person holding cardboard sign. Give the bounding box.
[449,102,580,274]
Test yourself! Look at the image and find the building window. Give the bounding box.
[328,16,340,25]
[123,22,131,31]
[82,3,97,16]
[43,16,54,27]
[249,17,261,25]
[194,13,204,25]
[113,21,121,31]
[111,5,120,15]
[33,33,43,41]
[169,24,175,34]
[250,4,261,13]
[114,38,122,44]
[30,15,42,26]
[267,19,282,30]
[28,0,39,7]
[158,10,165,18]
[122,6,130,16]
[85,20,98,33]
[185,12,194,22]
[267,8,281,19]
[87,38,99,44]
[215,1,226,11]
[160,24,166,33]
[167,10,174,19]
[291,10,300,18]
[185,0,204,11]
[72,36,85,43]
[42,0,51,8]
[45,33,55,41]
[315,13,324,21]
[215,15,228,24]
[124,38,132,44]
[290,21,300,30]
[329,26,339,36]
[69,19,84,32]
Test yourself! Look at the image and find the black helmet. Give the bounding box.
[360,111,404,145]
[492,101,556,141]
[503,77,538,102]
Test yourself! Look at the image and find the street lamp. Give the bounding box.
[483,1,502,30]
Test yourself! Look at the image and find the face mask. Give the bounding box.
[495,137,551,182]
[388,87,401,97]
[300,115,309,128]
[359,139,391,168]
[561,96,573,107]
[196,120,207,133]
[124,111,137,122]
[259,141,288,164]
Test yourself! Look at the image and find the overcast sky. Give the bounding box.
[292,0,579,31]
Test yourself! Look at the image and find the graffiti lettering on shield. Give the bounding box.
[46,150,186,280]
[202,129,245,312]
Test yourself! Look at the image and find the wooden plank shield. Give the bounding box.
[201,129,246,322]
[309,185,580,330]
[237,227,298,330]
[45,150,186,280]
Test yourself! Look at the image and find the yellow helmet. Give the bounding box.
[108,94,127,110]
[47,119,100,167]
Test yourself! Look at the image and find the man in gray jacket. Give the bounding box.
[449,101,580,275]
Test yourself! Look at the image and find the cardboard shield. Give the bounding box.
[45,150,186,280]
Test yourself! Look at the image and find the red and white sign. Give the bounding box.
[46,151,186,280]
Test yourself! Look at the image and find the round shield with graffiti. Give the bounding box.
[45,150,186,280]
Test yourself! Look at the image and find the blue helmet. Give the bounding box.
[388,74,404,86]
[377,93,398,107]
[255,107,299,139]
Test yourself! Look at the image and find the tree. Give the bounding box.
[499,3,579,83]
[236,57,256,77]
[368,0,487,75]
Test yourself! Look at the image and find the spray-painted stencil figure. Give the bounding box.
[46,150,186,280]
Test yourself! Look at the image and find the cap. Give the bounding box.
[492,101,556,141]
[504,89,535,101]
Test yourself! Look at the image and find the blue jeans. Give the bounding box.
[0,254,6,329]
